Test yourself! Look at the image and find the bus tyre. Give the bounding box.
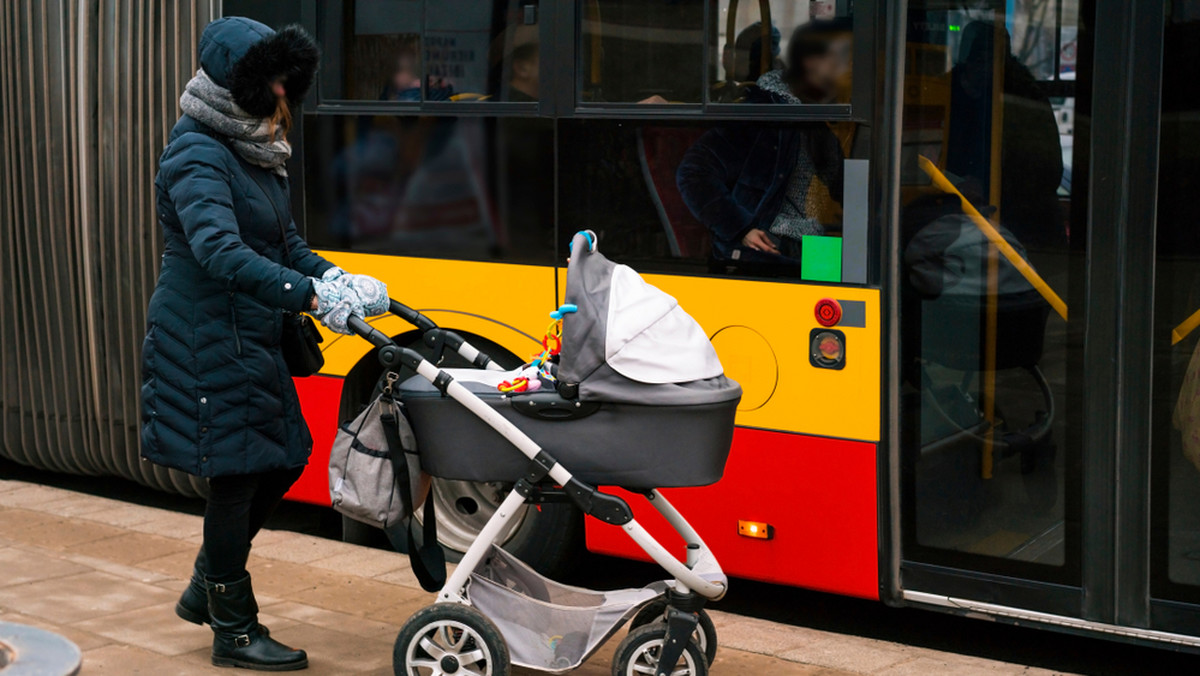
[629,600,717,665]
[613,624,707,676]
[383,478,583,578]
[394,604,509,676]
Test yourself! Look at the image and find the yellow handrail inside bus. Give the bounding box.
[1173,308,1200,345]
[917,155,1069,321]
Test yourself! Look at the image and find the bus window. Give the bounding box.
[899,2,1083,574]
[320,0,423,101]
[302,114,555,264]
[579,0,704,104]
[318,0,539,102]
[709,1,852,105]
[558,118,864,282]
[1152,6,1200,603]
[425,0,540,102]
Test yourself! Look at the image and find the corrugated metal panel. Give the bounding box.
[0,1,220,495]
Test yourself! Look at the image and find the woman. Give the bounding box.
[141,17,385,671]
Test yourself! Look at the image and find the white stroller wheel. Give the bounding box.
[629,601,717,666]
[613,624,707,676]
[394,604,510,676]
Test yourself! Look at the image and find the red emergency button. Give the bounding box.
[814,298,842,327]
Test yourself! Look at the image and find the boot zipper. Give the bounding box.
[229,292,243,355]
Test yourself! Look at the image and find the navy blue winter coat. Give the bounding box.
[141,18,332,478]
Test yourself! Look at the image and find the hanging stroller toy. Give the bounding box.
[348,231,741,676]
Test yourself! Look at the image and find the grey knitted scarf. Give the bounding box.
[179,69,291,176]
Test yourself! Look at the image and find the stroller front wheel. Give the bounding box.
[613,624,708,676]
[394,604,510,676]
[629,600,717,665]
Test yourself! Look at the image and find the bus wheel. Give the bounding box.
[338,330,582,577]
[411,478,582,578]
[342,480,582,576]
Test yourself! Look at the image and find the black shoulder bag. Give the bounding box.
[245,169,325,377]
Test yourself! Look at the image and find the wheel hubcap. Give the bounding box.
[405,620,492,676]
[416,479,528,553]
[627,637,697,676]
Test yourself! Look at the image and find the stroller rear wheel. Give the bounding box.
[613,624,707,676]
[629,600,717,665]
[394,604,509,676]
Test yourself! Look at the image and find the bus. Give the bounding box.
[3,0,1200,653]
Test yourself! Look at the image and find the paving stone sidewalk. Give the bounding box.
[0,478,1072,675]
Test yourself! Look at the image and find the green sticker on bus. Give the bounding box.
[801,236,842,283]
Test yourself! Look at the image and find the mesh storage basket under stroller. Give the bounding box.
[467,545,666,671]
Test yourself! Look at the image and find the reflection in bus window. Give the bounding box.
[900,3,1082,572]
[559,118,857,281]
[320,0,539,102]
[710,1,852,104]
[302,115,554,264]
[1154,7,1200,598]
[320,0,424,100]
[579,0,703,104]
[559,122,706,271]
[425,0,540,102]
[944,22,1064,249]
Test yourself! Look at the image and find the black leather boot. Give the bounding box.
[178,549,268,635]
[176,563,211,625]
[208,575,306,671]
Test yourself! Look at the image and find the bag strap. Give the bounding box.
[379,394,446,593]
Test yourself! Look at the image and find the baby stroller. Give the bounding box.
[348,231,741,676]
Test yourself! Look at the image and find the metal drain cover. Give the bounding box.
[0,623,81,675]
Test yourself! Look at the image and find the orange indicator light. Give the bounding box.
[737,520,774,540]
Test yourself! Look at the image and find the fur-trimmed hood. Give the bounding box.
[197,16,319,118]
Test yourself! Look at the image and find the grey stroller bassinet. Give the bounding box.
[347,231,739,676]
[399,230,741,489]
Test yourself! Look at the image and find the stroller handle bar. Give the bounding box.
[345,309,728,604]
[356,300,506,372]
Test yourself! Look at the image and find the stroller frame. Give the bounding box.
[349,300,728,676]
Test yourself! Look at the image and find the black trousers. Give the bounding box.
[201,466,304,583]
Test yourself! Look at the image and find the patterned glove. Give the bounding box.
[319,298,358,335]
[309,272,355,319]
[310,270,361,335]
[339,273,389,316]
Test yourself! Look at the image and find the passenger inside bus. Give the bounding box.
[677,20,850,272]
[722,21,783,85]
[506,42,539,102]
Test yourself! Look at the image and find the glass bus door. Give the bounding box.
[897,0,1088,616]
[899,0,1200,645]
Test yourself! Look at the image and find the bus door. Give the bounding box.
[895,0,1085,618]
[897,0,1200,646]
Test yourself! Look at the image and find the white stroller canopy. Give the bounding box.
[559,231,738,406]
[606,264,723,384]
